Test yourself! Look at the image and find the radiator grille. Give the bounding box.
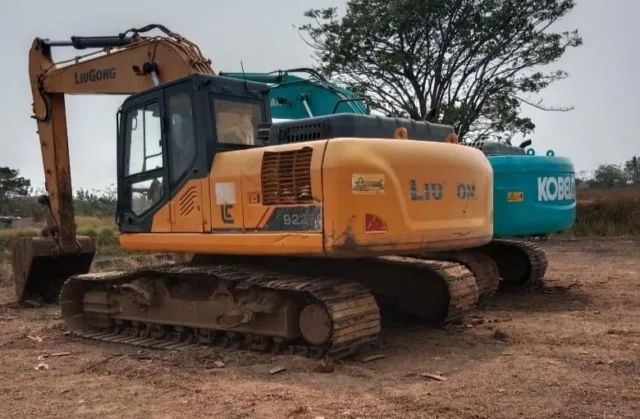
[261,147,314,205]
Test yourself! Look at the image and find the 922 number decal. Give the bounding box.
[263,206,322,231]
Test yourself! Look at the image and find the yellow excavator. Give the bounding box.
[13,24,494,358]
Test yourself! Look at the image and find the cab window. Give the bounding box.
[167,90,196,185]
[125,102,163,176]
[211,98,264,146]
[122,101,165,216]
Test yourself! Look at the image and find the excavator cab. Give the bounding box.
[115,74,270,233]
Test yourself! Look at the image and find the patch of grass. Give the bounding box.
[0,219,154,270]
[0,222,118,251]
[571,198,640,236]
[78,226,120,247]
[564,187,640,236]
[577,186,640,203]
[0,227,42,243]
[0,217,171,289]
[75,216,115,229]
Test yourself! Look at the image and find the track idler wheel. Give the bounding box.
[298,303,333,346]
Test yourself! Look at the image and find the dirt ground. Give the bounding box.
[0,238,638,419]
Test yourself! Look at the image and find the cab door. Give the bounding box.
[117,90,171,233]
[164,82,206,233]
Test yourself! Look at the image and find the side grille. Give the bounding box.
[178,186,198,216]
[277,122,329,144]
[261,147,314,205]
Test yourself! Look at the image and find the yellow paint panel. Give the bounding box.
[146,137,494,256]
[322,139,494,254]
[150,178,207,233]
[120,232,323,255]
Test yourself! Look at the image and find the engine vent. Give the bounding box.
[277,122,329,144]
[261,147,314,205]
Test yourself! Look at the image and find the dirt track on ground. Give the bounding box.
[0,238,638,419]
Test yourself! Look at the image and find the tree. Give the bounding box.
[74,184,117,217]
[0,167,31,214]
[623,156,639,183]
[299,0,582,143]
[592,164,628,188]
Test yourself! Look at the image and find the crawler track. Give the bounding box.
[375,257,480,324]
[59,256,482,359]
[479,239,549,287]
[60,263,381,359]
[233,255,481,325]
[415,252,500,304]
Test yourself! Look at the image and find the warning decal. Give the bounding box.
[507,191,524,202]
[351,173,386,195]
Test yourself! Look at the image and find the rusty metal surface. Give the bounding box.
[12,235,95,302]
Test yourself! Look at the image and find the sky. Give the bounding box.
[0,0,638,192]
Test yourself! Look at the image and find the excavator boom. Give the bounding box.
[14,24,217,302]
